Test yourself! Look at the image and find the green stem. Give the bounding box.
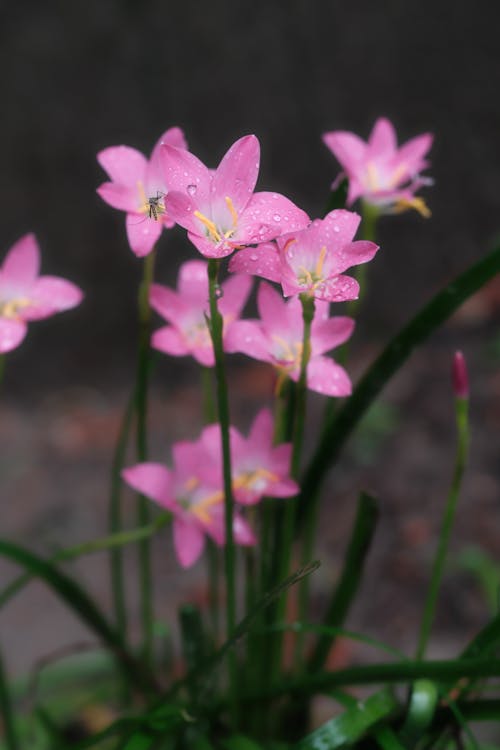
[273,295,314,675]
[135,250,156,666]
[201,365,219,640]
[0,650,19,750]
[416,396,469,659]
[206,259,237,717]
[109,393,135,640]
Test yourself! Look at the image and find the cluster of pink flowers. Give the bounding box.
[96,118,433,566]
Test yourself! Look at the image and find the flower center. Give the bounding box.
[233,467,279,493]
[0,297,30,319]
[296,245,328,291]
[137,181,166,220]
[194,196,239,245]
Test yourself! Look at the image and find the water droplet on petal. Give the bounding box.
[250,254,258,261]
[273,214,281,222]
[333,225,340,233]
[187,184,197,196]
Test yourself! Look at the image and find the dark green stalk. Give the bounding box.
[0,650,19,750]
[272,295,314,677]
[109,392,135,639]
[135,249,156,666]
[308,492,379,671]
[416,396,469,659]
[206,259,237,716]
[201,365,219,639]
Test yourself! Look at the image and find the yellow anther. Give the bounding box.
[297,266,314,286]
[137,180,148,212]
[225,196,239,228]
[191,490,224,524]
[394,196,431,218]
[282,238,296,254]
[184,476,200,492]
[233,468,279,492]
[315,245,327,279]
[194,211,221,242]
[0,298,30,319]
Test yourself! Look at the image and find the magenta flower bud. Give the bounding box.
[452,351,469,399]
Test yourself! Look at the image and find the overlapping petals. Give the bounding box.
[162,135,309,259]
[225,282,353,397]
[150,260,252,366]
[97,126,188,257]
[230,209,378,301]
[323,117,433,216]
[0,234,83,353]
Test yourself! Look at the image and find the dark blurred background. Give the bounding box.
[0,0,499,392]
[1,0,500,684]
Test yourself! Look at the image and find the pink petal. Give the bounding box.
[187,231,235,260]
[27,277,83,320]
[257,282,288,333]
[178,260,208,301]
[228,243,281,283]
[238,192,310,243]
[322,131,367,170]
[223,320,271,362]
[248,408,273,446]
[151,326,190,357]
[125,212,163,257]
[1,234,40,294]
[320,209,361,250]
[395,133,433,173]
[267,478,299,498]
[233,514,257,546]
[122,463,177,512]
[146,127,188,195]
[219,273,252,319]
[173,518,205,568]
[212,135,260,214]
[150,283,185,322]
[307,356,352,397]
[368,118,397,157]
[96,182,138,212]
[315,274,359,303]
[160,145,211,205]
[0,318,27,353]
[312,316,354,356]
[164,191,201,235]
[97,146,147,186]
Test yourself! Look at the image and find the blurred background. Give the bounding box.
[1,0,500,685]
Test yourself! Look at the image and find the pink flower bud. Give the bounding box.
[452,350,469,399]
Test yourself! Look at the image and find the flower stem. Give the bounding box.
[416,395,469,659]
[135,249,156,666]
[202,365,220,640]
[207,259,237,717]
[272,294,315,676]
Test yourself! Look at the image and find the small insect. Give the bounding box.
[146,190,166,220]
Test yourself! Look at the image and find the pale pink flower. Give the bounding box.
[123,437,255,569]
[225,282,353,397]
[323,117,433,216]
[200,410,298,506]
[150,260,252,366]
[162,135,309,259]
[229,210,378,301]
[0,234,83,354]
[97,127,188,257]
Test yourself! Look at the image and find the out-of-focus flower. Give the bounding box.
[97,127,188,257]
[162,135,309,259]
[0,234,83,353]
[323,117,433,217]
[123,437,255,569]
[452,351,469,400]
[201,409,299,506]
[150,260,252,366]
[225,281,353,396]
[230,210,378,301]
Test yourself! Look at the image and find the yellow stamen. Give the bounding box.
[184,476,199,492]
[297,266,314,286]
[0,297,31,319]
[137,180,148,212]
[233,467,279,492]
[282,238,296,254]
[194,211,222,242]
[191,490,224,524]
[394,196,431,218]
[315,245,327,279]
[225,196,238,229]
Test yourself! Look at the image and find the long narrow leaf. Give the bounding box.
[0,650,20,750]
[300,244,500,507]
[0,539,158,695]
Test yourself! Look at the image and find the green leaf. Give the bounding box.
[222,735,263,750]
[308,492,379,672]
[400,679,438,745]
[300,243,500,513]
[373,725,406,750]
[0,539,158,695]
[0,650,20,750]
[295,689,399,749]
[324,178,349,215]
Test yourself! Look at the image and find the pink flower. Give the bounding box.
[97,127,188,257]
[0,234,83,354]
[229,210,378,301]
[123,437,255,569]
[323,117,433,216]
[150,260,252,366]
[161,134,309,259]
[201,410,299,506]
[225,282,353,397]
